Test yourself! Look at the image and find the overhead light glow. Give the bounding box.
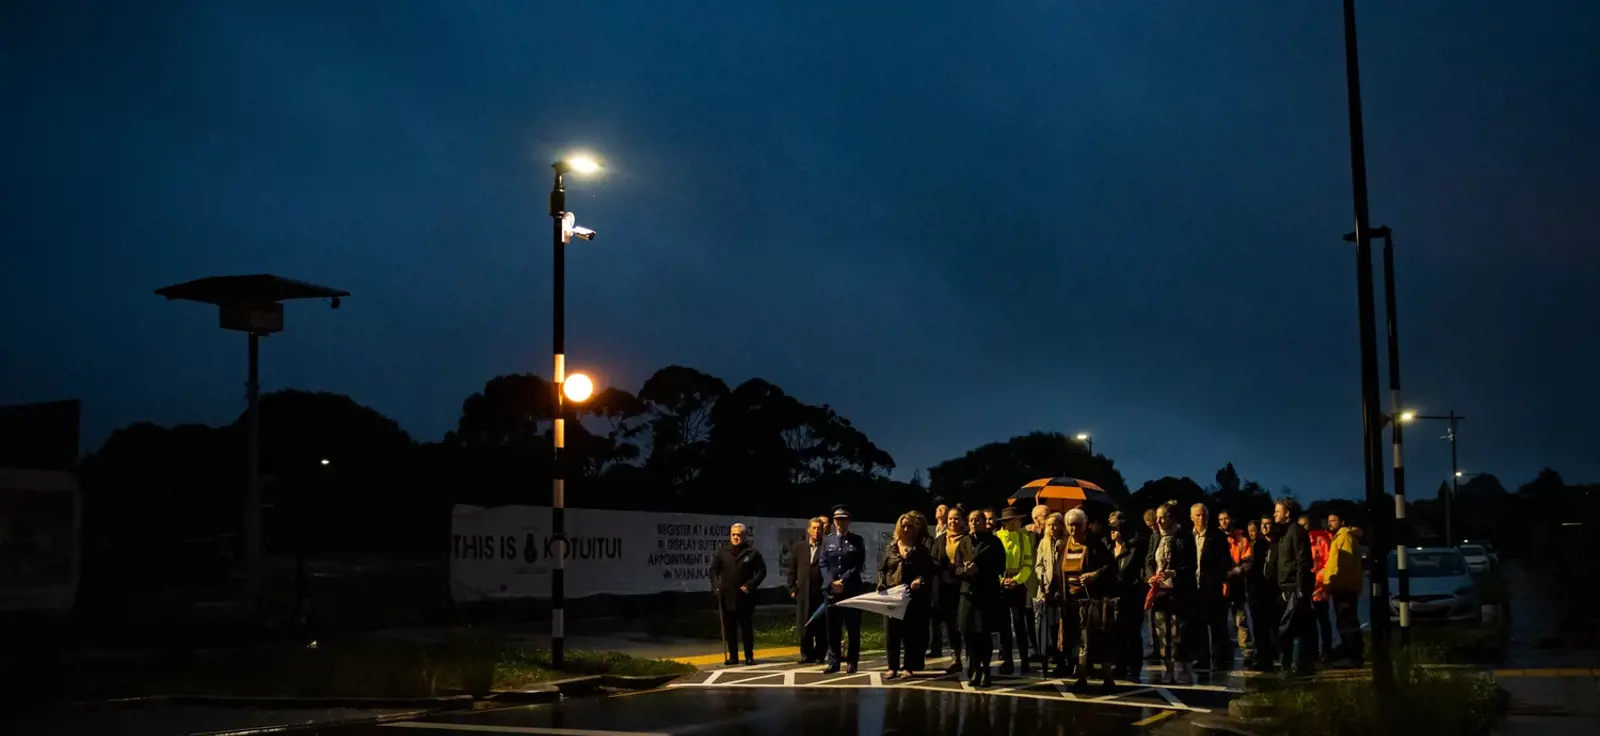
[567,156,600,174]
[563,373,595,403]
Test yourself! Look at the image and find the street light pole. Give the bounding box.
[1448,413,1462,546]
[1356,226,1409,647]
[245,330,261,603]
[548,155,600,669]
[1380,228,1410,648]
[1411,412,1466,546]
[549,162,570,669]
[1340,0,1392,685]
[1076,432,1093,456]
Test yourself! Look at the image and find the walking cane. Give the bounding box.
[714,591,726,660]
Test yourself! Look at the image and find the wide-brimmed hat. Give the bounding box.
[999,505,1028,522]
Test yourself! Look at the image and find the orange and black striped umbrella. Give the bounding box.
[1008,476,1114,509]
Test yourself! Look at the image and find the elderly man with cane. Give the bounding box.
[710,522,767,666]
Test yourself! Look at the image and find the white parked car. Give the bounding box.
[1389,548,1481,624]
[1456,543,1493,575]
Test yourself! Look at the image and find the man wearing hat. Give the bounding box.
[818,504,866,673]
[995,505,1036,674]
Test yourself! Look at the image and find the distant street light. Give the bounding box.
[548,153,602,669]
[1075,433,1093,456]
[320,458,331,466]
[1399,410,1416,423]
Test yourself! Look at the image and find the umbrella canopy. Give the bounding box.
[1008,477,1115,515]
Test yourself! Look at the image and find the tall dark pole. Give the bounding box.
[1379,228,1410,647]
[1341,0,1392,686]
[245,330,262,605]
[1447,411,1460,547]
[549,164,569,668]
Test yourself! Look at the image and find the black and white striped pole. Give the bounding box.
[549,155,600,669]
[1379,228,1412,647]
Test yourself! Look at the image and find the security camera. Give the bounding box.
[571,225,596,241]
[331,297,341,310]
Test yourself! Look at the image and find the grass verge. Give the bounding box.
[1245,666,1502,736]
[2,629,693,705]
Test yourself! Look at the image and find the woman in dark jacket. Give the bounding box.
[879,512,935,678]
[957,508,1005,687]
[1109,517,1148,682]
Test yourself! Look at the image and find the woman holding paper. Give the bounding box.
[877,512,934,679]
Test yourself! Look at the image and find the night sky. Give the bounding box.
[4,1,1596,499]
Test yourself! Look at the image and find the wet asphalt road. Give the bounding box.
[320,687,1159,736]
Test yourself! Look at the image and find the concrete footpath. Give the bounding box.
[1486,561,1598,733]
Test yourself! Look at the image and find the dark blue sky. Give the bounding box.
[4,1,1596,499]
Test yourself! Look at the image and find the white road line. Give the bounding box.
[382,724,670,736]
[663,679,1214,712]
[700,670,722,686]
[783,671,796,686]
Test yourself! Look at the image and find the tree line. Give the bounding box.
[77,365,1594,582]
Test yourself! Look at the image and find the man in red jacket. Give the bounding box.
[1218,510,1255,667]
[1299,515,1334,663]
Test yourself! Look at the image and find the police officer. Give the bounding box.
[819,504,866,674]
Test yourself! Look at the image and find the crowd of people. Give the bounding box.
[708,496,1368,689]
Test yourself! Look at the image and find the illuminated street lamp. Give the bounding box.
[1075,433,1093,456]
[548,153,602,668]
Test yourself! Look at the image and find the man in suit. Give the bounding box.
[818,504,866,674]
[785,516,828,663]
[1190,503,1233,670]
[710,522,767,666]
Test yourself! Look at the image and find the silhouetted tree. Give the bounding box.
[1129,476,1206,515]
[927,431,1130,510]
[638,365,728,490]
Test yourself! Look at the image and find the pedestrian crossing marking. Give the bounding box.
[666,654,1241,714]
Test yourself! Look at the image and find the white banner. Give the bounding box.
[449,505,896,602]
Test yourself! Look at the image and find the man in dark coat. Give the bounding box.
[1247,516,1280,671]
[819,505,866,673]
[1272,498,1317,675]
[710,522,767,666]
[785,516,828,663]
[958,507,1006,687]
[1190,503,1235,670]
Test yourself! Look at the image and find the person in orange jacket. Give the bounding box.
[1300,515,1334,662]
[1218,510,1255,666]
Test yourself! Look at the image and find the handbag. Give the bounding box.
[1077,597,1119,632]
